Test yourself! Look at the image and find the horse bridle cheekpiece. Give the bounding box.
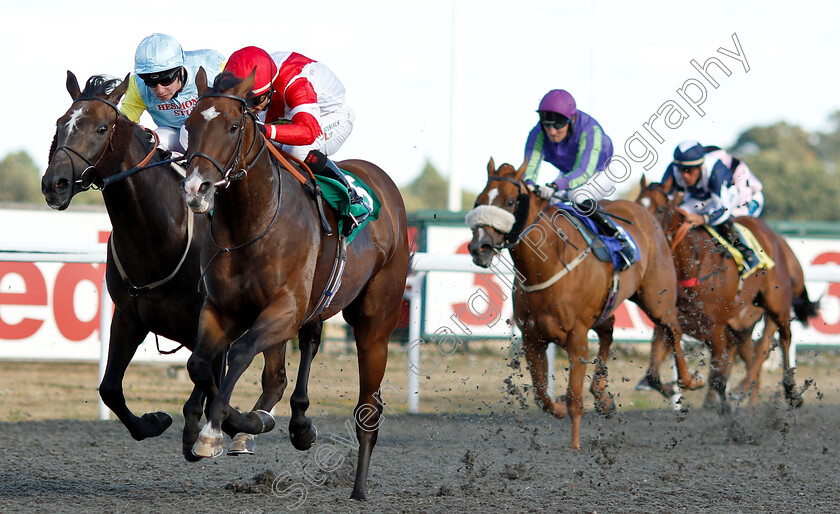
[186,93,266,189]
[50,96,121,192]
[465,176,531,248]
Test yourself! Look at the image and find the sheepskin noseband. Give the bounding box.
[465,205,515,233]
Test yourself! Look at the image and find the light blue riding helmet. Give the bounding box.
[134,33,186,74]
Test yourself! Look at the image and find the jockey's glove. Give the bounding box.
[526,181,558,200]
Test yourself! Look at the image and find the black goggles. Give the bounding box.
[540,113,570,130]
[140,68,181,88]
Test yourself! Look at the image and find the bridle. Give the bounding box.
[484,176,531,248]
[185,93,267,189]
[50,96,159,193]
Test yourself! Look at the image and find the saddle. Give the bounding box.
[553,204,640,271]
[312,170,380,243]
[705,223,775,274]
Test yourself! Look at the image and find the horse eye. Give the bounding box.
[506,198,515,207]
[97,125,108,134]
[229,124,240,134]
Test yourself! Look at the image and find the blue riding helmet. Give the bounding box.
[134,33,186,75]
[673,140,705,166]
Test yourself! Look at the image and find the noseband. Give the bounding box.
[486,176,531,248]
[50,96,120,192]
[50,96,160,192]
[185,93,266,189]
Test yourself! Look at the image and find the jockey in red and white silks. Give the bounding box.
[224,47,354,159]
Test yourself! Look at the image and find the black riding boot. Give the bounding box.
[716,218,760,277]
[305,150,371,229]
[578,200,635,271]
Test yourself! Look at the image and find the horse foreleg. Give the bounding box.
[775,316,802,407]
[99,311,173,440]
[229,341,289,455]
[521,331,567,419]
[707,326,733,415]
[289,322,322,451]
[590,317,616,416]
[565,325,589,450]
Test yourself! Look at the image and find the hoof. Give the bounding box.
[290,423,317,451]
[227,433,256,455]
[670,393,684,412]
[594,395,616,418]
[192,423,224,458]
[255,410,276,433]
[183,444,203,462]
[787,394,804,409]
[635,377,657,392]
[349,488,367,501]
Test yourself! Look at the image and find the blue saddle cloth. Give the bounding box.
[554,203,641,270]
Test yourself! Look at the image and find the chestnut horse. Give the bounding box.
[467,160,704,449]
[181,69,409,500]
[41,72,289,457]
[636,180,816,410]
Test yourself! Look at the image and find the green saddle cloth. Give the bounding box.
[315,171,380,242]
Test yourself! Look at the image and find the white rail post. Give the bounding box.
[546,342,556,399]
[98,274,110,421]
[407,271,426,414]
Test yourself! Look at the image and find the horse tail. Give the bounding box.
[792,285,820,326]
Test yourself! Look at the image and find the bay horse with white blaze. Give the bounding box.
[181,69,409,500]
[467,160,704,449]
[41,72,289,458]
[636,180,818,409]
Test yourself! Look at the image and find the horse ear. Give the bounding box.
[108,73,130,104]
[640,174,647,189]
[66,70,82,100]
[487,157,496,176]
[514,160,527,181]
[234,68,257,98]
[196,67,208,96]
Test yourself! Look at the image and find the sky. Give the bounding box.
[2,1,838,208]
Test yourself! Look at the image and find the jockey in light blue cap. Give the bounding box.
[119,33,224,153]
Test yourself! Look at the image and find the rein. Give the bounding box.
[189,91,315,282]
[51,96,163,191]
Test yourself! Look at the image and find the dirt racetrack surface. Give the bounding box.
[1,401,839,513]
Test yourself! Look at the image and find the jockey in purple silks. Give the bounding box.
[522,89,634,270]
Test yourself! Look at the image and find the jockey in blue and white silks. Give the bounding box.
[662,140,760,276]
[120,33,225,153]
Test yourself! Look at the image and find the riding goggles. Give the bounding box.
[139,68,181,88]
[541,113,570,130]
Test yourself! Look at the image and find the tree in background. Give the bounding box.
[0,150,104,207]
[0,151,42,203]
[400,159,476,213]
[732,117,840,221]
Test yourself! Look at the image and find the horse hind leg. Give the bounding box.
[589,317,616,417]
[229,341,289,455]
[99,313,173,441]
[288,322,322,451]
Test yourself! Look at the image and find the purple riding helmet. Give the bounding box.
[537,89,577,119]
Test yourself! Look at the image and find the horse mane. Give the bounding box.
[82,75,123,97]
[211,72,258,102]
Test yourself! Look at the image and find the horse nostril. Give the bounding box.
[198,182,210,195]
[55,178,69,191]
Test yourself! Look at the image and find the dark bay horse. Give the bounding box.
[41,72,289,456]
[467,160,704,449]
[636,180,817,410]
[181,69,409,500]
